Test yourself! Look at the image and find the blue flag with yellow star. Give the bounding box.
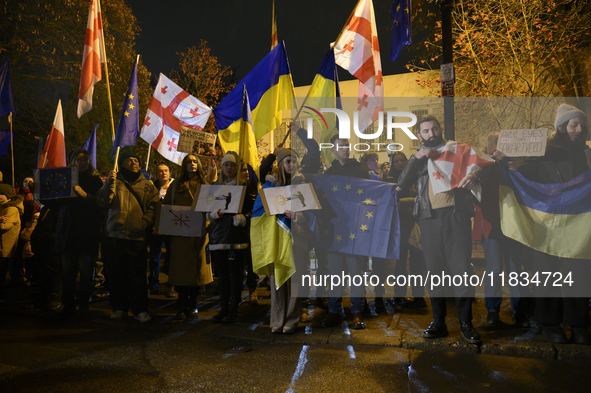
[113,57,139,157]
[390,0,412,62]
[308,174,400,259]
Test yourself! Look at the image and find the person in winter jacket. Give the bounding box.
[96,149,159,323]
[0,184,23,301]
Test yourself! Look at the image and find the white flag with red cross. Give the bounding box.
[140,74,212,165]
[334,0,384,131]
[427,141,494,201]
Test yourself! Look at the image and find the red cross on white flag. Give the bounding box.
[334,0,384,131]
[77,0,105,118]
[140,74,212,165]
[427,141,494,201]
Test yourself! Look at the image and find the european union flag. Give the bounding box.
[83,124,99,169]
[390,0,412,62]
[308,174,400,259]
[113,57,139,157]
[0,60,14,118]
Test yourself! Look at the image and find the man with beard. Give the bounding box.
[512,104,591,345]
[397,115,486,344]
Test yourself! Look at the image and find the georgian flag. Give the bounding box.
[140,74,212,165]
[428,141,494,201]
[334,0,384,131]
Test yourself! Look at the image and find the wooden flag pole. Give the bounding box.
[113,145,120,172]
[9,112,14,188]
[145,145,152,169]
[99,1,116,144]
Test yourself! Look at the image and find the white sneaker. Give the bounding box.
[110,310,126,320]
[135,312,152,323]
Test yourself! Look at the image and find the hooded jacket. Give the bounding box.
[96,172,159,241]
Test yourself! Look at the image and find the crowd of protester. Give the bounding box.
[0,103,589,346]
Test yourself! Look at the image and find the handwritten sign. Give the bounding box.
[497,128,548,157]
[177,126,216,155]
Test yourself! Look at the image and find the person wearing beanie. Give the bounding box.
[515,104,591,345]
[162,154,213,321]
[96,149,159,323]
[50,148,104,319]
[207,151,257,322]
[0,184,23,301]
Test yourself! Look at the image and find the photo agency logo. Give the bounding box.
[304,108,419,152]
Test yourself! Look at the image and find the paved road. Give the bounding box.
[1,280,590,392]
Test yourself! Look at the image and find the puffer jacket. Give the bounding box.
[0,196,24,258]
[206,180,257,250]
[398,142,488,220]
[96,173,159,241]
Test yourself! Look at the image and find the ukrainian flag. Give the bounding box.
[250,182,294,288]
[499,165,591,259]
[214,41,295,148]
[302,48,341,165]
[237,85,260,178]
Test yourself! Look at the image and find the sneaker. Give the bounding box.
[166,286,177,298]
[249,290,259,305]
[486,311,501,326]
[460,321,482,344]
[110,310,126,320]
[135,312,152,323]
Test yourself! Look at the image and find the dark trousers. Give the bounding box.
[419,207,474,322]
[532,250,590,327]
[61,250,95,310]
[107,238,149,316]
[211,249,247,312]
[243,249,258,291]
[176,286,199,313]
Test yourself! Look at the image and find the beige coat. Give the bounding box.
[162,178,212,286]
[0,196,24,258]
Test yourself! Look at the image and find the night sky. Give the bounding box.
[126,0,414,88]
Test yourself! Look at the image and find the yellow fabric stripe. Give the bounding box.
[251,214,295,288]
[499,184,591,259]
[251,74,295,141]
[304,75,338,165]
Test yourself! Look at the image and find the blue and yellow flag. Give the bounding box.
[309,174,400,259]
[250,182,294,288]
[214,41,295,149]
[390,0,412,62]
[237,85,260,180]
[500,165,591,259]
[302,48,342,166]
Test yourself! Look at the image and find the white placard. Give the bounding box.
[497,128,548,157]
[192,184,246,214]
[261,183,321,215]
[156,205,204,237]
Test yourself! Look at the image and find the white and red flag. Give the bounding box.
[140,74,212,165]
[39,100,66,168]
[77,0,105,118]
[334,0,384,131]
[427,141,494,201]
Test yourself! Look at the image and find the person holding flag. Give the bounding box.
[397,115,493,345]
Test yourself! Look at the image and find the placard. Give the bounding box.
[177,126,217,156]
[260,183,321,216]
[155,204,204,237]
[34,167,79,200]
[497,128,548,157]
[192,184,246,214]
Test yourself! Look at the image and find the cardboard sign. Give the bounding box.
[155,204,204,237]
[260,183,321,216]
[192,184,246,214]
[177,126,217,155]
[497,128,548,157]
[34,167,79,200]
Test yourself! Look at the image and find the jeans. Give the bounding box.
[61,250,95,310]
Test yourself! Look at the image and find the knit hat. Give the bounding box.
[221,151,239,166]
[118,148,140,167]
[0,184,14,198]
[276,147,299,164]
[68,148,90,165]
[555,103,587,130]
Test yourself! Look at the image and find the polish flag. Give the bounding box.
[77,0,105,118]
[428,141,494,201]
[334,0,384,131]
[39,100,66,168]
[140,74,212,165]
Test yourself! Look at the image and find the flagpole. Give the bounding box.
[334,0,362,45]
[114,146,120,172]
[99,0,116,143]
[9,112,14,188]
[145,145,151,169]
